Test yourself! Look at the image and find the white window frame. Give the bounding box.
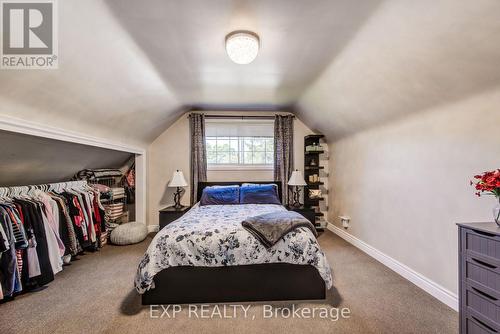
[207,135,274,171]
[205,119,275,171]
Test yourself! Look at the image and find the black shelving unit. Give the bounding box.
[303,134,327,230]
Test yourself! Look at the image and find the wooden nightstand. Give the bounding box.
[286,205,316,224]
[159,206,191,230]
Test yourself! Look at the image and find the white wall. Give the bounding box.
[147,111,317,227]
[0,130,133,186]
[328,88,500,295]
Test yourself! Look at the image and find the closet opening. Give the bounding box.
[0,129,146,227]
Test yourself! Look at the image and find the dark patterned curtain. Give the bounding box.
[274,115,294,205]
[190,113,207,204]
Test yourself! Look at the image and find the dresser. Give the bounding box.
[458,223,500,333]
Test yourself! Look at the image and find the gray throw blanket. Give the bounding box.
[242,211,318,248]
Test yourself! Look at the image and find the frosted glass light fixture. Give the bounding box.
[225,31,260,64]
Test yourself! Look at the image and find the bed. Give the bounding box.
[137,181,332,305]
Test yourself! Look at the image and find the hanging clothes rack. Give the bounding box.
[0,179,106,303]
[0,180,89,199]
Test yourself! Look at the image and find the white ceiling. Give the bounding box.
[297,0,500,139]
[0,0,184,147]
[104,0,380,107]
[0,0,499,145]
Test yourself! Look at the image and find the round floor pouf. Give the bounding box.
[110,222,148,245]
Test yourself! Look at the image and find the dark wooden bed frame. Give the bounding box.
[142,181,326,305]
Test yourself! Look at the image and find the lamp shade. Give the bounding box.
[168,170,188,187]
[288,170,307,186]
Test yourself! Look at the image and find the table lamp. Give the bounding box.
[288,169,307,207]
[168,170,188,209]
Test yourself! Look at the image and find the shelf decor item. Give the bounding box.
[169,170,188,209]
[470,169,500,225]
[305,143,324,152]
[313,143,323,151]
[288,169,307,207]
[309,189,322,199]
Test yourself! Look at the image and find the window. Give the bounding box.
[205,120,274,169]
[206,136,274,165]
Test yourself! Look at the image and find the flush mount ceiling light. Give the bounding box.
[225,31,259,64]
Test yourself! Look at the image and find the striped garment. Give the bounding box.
[6,206,27,249]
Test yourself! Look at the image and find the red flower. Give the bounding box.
[471,169,500,198]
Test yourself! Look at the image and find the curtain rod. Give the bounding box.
[189,114,295,120]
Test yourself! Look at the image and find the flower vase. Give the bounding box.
[495,199,500,227]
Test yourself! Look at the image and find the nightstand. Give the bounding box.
[159,206,191,230]
[286,205,316,224]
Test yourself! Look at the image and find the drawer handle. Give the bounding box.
[472,287,498,301]
[472,257,498,270]
[472,316,498,333]
[472,229,497,238]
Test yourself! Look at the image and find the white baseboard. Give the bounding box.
[148,224,159,233]
[327,223,458,311]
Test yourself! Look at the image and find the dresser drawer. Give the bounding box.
[463,228,500,261]
[464,255,500,293]
[466,285,500,328]
[466,314,500,334]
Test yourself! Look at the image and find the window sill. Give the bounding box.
[208,164,274,171]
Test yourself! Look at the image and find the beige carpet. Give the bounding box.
[0,231,458,334]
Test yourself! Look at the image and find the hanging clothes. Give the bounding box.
[0,206,21,297]
[50,195,81,256]
[14,199,55,288]
[0,181,104,300]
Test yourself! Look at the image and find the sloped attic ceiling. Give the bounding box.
[0,0,381,146]
[0,0,183,147]
[103,0,380,107]
[0,0,499,145]
[296,0,500,140]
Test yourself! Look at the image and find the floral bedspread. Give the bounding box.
[134,204,332,293]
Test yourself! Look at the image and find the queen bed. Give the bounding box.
[136,181,332,305]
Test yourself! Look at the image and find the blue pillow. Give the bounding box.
[200,185,240,206]
[240,184,281,205]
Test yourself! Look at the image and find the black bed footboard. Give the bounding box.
[141,263,326,305]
